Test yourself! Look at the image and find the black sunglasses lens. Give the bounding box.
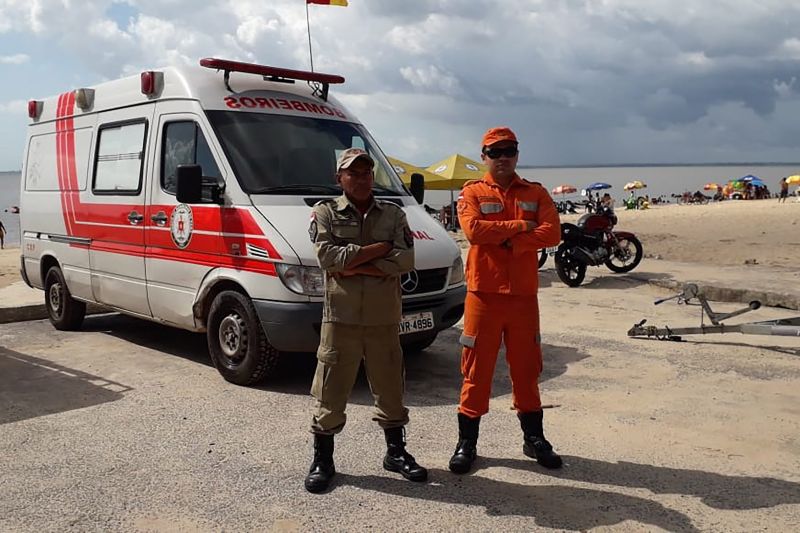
[485,147,518,159]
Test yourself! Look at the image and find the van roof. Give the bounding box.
[30,59,355,124]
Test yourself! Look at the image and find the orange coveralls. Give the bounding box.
[456,172,561,418]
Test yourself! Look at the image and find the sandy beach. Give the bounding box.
[1,198,799,292]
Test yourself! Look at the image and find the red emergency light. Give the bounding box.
[28,100,42,119]
[199,57,344,101]
[140,71,163,96]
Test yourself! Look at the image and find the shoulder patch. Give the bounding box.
[313,199,334,207]
[462,179,482,188]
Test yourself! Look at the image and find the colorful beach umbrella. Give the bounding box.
[586,182,612,190]
[786,175,800,186]
[703,182,720,191]
[552,184,577,195]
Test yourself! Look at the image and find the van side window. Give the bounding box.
[93,120,147,194]
[162,121,222,195]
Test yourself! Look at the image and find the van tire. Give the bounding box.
[44,266,86,331]
[207,290,278,386]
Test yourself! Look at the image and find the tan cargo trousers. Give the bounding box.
[310,322,410,435]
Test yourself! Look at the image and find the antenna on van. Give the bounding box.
[199,58,345,102]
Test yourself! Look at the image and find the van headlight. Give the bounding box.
[448,256,465,286]
[276,263,325,296]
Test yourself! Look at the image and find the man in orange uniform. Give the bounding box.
[449,126,562,474]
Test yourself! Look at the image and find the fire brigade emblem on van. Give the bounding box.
[170,204,194,249]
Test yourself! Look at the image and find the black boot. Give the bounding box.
[304,433,335,493]
[448,413,480,474]
[383,427,428,482]
[518,410,562,469]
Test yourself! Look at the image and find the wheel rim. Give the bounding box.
[48,282,63,316]
[218,313,248,368]
[610,240,634,267]
[562,254,581,280]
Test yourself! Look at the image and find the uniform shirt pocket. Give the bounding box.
[517,200,538,220]
[479,202,504,216]
[331,220,359,241]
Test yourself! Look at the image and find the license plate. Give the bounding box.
[399,312,435,335]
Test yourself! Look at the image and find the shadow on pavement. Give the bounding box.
[82,314,213,368]
[0,347,132,425]
[478,456,800,511]
[336,468,698,532]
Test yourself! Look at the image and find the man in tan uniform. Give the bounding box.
[304,148,427,493]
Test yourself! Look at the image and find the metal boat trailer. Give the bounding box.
[627,283,800,341]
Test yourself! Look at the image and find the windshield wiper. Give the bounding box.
[372,185,403,196]
[252,184,342,194]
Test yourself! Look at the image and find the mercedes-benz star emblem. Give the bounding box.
[400,270,420,294]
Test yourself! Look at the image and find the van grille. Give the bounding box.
[401,268,448,296]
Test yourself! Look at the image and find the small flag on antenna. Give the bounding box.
[307,0,348,5]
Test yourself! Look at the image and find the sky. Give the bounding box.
[2,0,800,171]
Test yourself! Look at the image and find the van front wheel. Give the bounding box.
[207,290,278,385]
[45,266,86,330]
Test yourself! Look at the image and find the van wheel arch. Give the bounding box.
[201,281,280,385]
[196,279,249,326]
[40,255,59,287]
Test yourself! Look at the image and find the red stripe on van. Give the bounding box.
[51,94,281,276]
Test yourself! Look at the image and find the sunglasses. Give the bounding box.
[483,146,519,159]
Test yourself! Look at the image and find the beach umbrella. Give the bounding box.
[387,156,448,188]
[786,175,800,186]
[424,154,487,191]
[740,174,760,182]
[586,182,612,191]
[552,184,577,195]
[703,182,720,191]
[424,154,488,229]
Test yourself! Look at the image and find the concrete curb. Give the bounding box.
[0,303,109,325]
[643,278,800,311]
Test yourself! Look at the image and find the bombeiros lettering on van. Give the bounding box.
[224,96,348,119]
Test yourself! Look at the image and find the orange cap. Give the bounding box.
[482,126,518,147]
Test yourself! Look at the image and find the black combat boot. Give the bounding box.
[448,413,480,474]
[382,427,428,482]
[518,410,563,469]
[304,433,336,493]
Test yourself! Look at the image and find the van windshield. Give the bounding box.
[206,111,408,196]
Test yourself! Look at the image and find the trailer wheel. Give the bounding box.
[207,290,278,385]
[44,266,86,330]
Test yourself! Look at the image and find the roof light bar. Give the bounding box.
[199,57,344,101]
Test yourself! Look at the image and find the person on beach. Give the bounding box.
[0,218,5,249]
[303,148,427,493]
[779,178,789,203]
[449,127,562,475]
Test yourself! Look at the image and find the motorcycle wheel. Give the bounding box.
[555,248,587,287]
[605,235,644,273]
[538,249,548,269]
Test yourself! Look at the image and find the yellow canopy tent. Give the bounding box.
[386,156,448,188]
[785,175,800,186]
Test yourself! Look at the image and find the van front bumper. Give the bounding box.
[253,284,466,353]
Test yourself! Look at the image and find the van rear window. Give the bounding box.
[205,111,406,196]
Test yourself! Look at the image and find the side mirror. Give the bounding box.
[410,173,425,204]
[176,164,202,204]
[176,164,226,204]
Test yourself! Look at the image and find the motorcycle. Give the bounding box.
[539,206,643,286]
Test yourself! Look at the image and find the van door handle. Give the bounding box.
[127,211,144,225]
[150,211,168,226]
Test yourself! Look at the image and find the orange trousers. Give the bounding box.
[458,291,542,418]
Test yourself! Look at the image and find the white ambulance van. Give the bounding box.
[19,58,465,385]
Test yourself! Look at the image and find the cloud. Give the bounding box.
[3,0,800,167]
[0,54,30,64]
[0,99,26,114]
